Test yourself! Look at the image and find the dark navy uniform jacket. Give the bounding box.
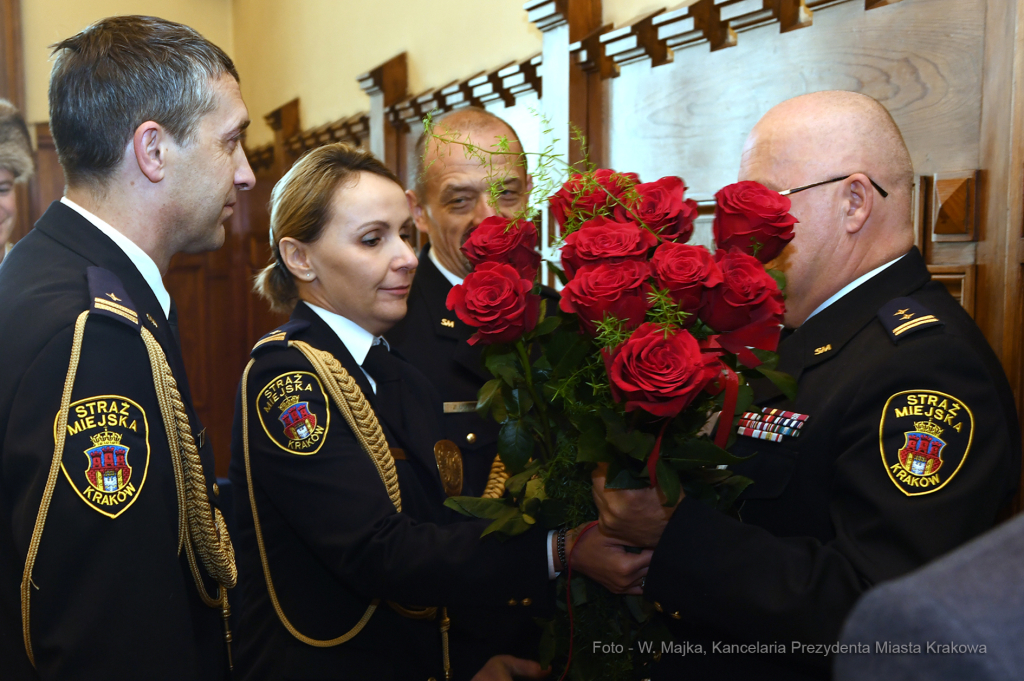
[387,245,501,497]
[0,202,227,680]
[230,302,549,681]
[644,248,1020,680]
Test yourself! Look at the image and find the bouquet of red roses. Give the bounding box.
[444,169,797,679]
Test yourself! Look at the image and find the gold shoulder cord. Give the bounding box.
[482,455,509,499]
[22,313,237,669]
[242,341,453,678]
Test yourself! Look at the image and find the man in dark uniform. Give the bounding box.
[593,91,1020,680]
[388,107,533,497]
[0,16,255,680]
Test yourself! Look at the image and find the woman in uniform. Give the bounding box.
[230,143,650,681]
[0,99,33,262]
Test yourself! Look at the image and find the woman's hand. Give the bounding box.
[471,655,550,681]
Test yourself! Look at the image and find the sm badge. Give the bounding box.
[879,390,974,497]
[57,395,150,518]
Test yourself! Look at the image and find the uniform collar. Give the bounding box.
[428,244,464,287]
[781,247,930,381]
[302,301,388,393]
[60,197,171,319]
[804,254,905,322]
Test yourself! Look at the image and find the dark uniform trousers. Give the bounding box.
[230,302,550,681]
[644,248,1020,680]
[0,202,228,680]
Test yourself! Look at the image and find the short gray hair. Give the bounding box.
[48,15,238,188]
[0,99,32,181]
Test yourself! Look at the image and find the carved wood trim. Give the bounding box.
[264,98,301,177]
[572,23,620,79]
[600,9,673,68]
[928,264,977,318]
[468,62,518,108]
[524,0,570,32]
[499,53,544,99]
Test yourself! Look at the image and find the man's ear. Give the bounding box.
[525,173,534,198]
[279,237,315,280]
[133,121,167,184]
[844,173,874,235]
[406,189,431,235]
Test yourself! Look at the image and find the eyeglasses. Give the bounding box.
[778,174,888,198]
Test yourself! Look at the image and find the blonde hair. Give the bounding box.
[255,143,402,312]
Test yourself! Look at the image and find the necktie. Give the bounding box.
[362,342,404,432]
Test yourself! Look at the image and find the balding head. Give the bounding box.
[408,107,532,278]
[739,91,916,327]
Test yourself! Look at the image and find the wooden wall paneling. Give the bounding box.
[930,170,980,242]
[927,264,976,317]
[28,123,63,234]
[359,52,409,173]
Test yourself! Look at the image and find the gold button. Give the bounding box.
[428,677,437,681]
[653,601,663,612]
[670,612,681,620]
[212,483,220,496]
[466,433,477,444]
[521,598,532,606]
[507,598,518,606]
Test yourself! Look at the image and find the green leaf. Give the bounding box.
[551,264,569,286]
[576,428,612,463]
[624,594,650,624]
[498,420,535,475]
[716,474,754,512]
[444,496,516,520]
[755,366,798,401]
[534,315,562,337]
[486,351,522,386]
[766,267,786,294]
[655,459,681,507]
[481,511,534,537]
[735,383,754,418]
[538,620,557,668]
[750,348,780,371]
[603,461,648,490]
[503,459,542,497]
[507,388,534,418]
[602,409,655,461]
[476,378,503,419]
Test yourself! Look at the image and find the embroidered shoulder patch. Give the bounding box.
[877,297,943,343]
[57,395,150,518]
[879,390,973,496]
[256,371,330,455]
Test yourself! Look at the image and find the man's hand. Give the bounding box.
[561,523,652,594]
[471,655,550,681]
[592,463,681,548]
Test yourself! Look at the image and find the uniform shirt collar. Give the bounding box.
[60,196,172,319]
[804,254,905,322]
[304,302,389,393]
[429,246,464,287]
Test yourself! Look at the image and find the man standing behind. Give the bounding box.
[0,99,33,261]
[0,16,254,680]
[388,107,533,496]
[593,91,1019,680]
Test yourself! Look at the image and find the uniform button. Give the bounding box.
[466,433,477,444]
[521,598,532,606]
[507,598,518,606]
[428,677,437,681]
[670,612,681,620]
[212,483,220,496]
[653,601,663,612]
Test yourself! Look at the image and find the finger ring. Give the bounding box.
[641,577,646,589]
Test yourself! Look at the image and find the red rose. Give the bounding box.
[651,242,723,317]
[560,216,658,279]
[559,260,651,335]
[713,181,797,262]
[461,216,541,281]
[700,248,785,363]
[447,262,540,345]
[549,169,640,228]
[603,322,721,418]
[613,176,698,242]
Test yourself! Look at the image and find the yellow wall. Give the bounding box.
[231,0,543,146]
[22,0,234,125]
[21,0,675,144]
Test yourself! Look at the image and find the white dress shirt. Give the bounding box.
[60,196,172,319]
[429,246,464,287]
[304,302,389,393]
[804,254,906,322]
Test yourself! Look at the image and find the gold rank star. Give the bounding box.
[900,313,914,320]
[894,308,910,316]
[107,292,122,302]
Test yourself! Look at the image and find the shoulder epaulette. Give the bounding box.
[251,320,310,356]
[877,296,943,343]
[87,266,140,331]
